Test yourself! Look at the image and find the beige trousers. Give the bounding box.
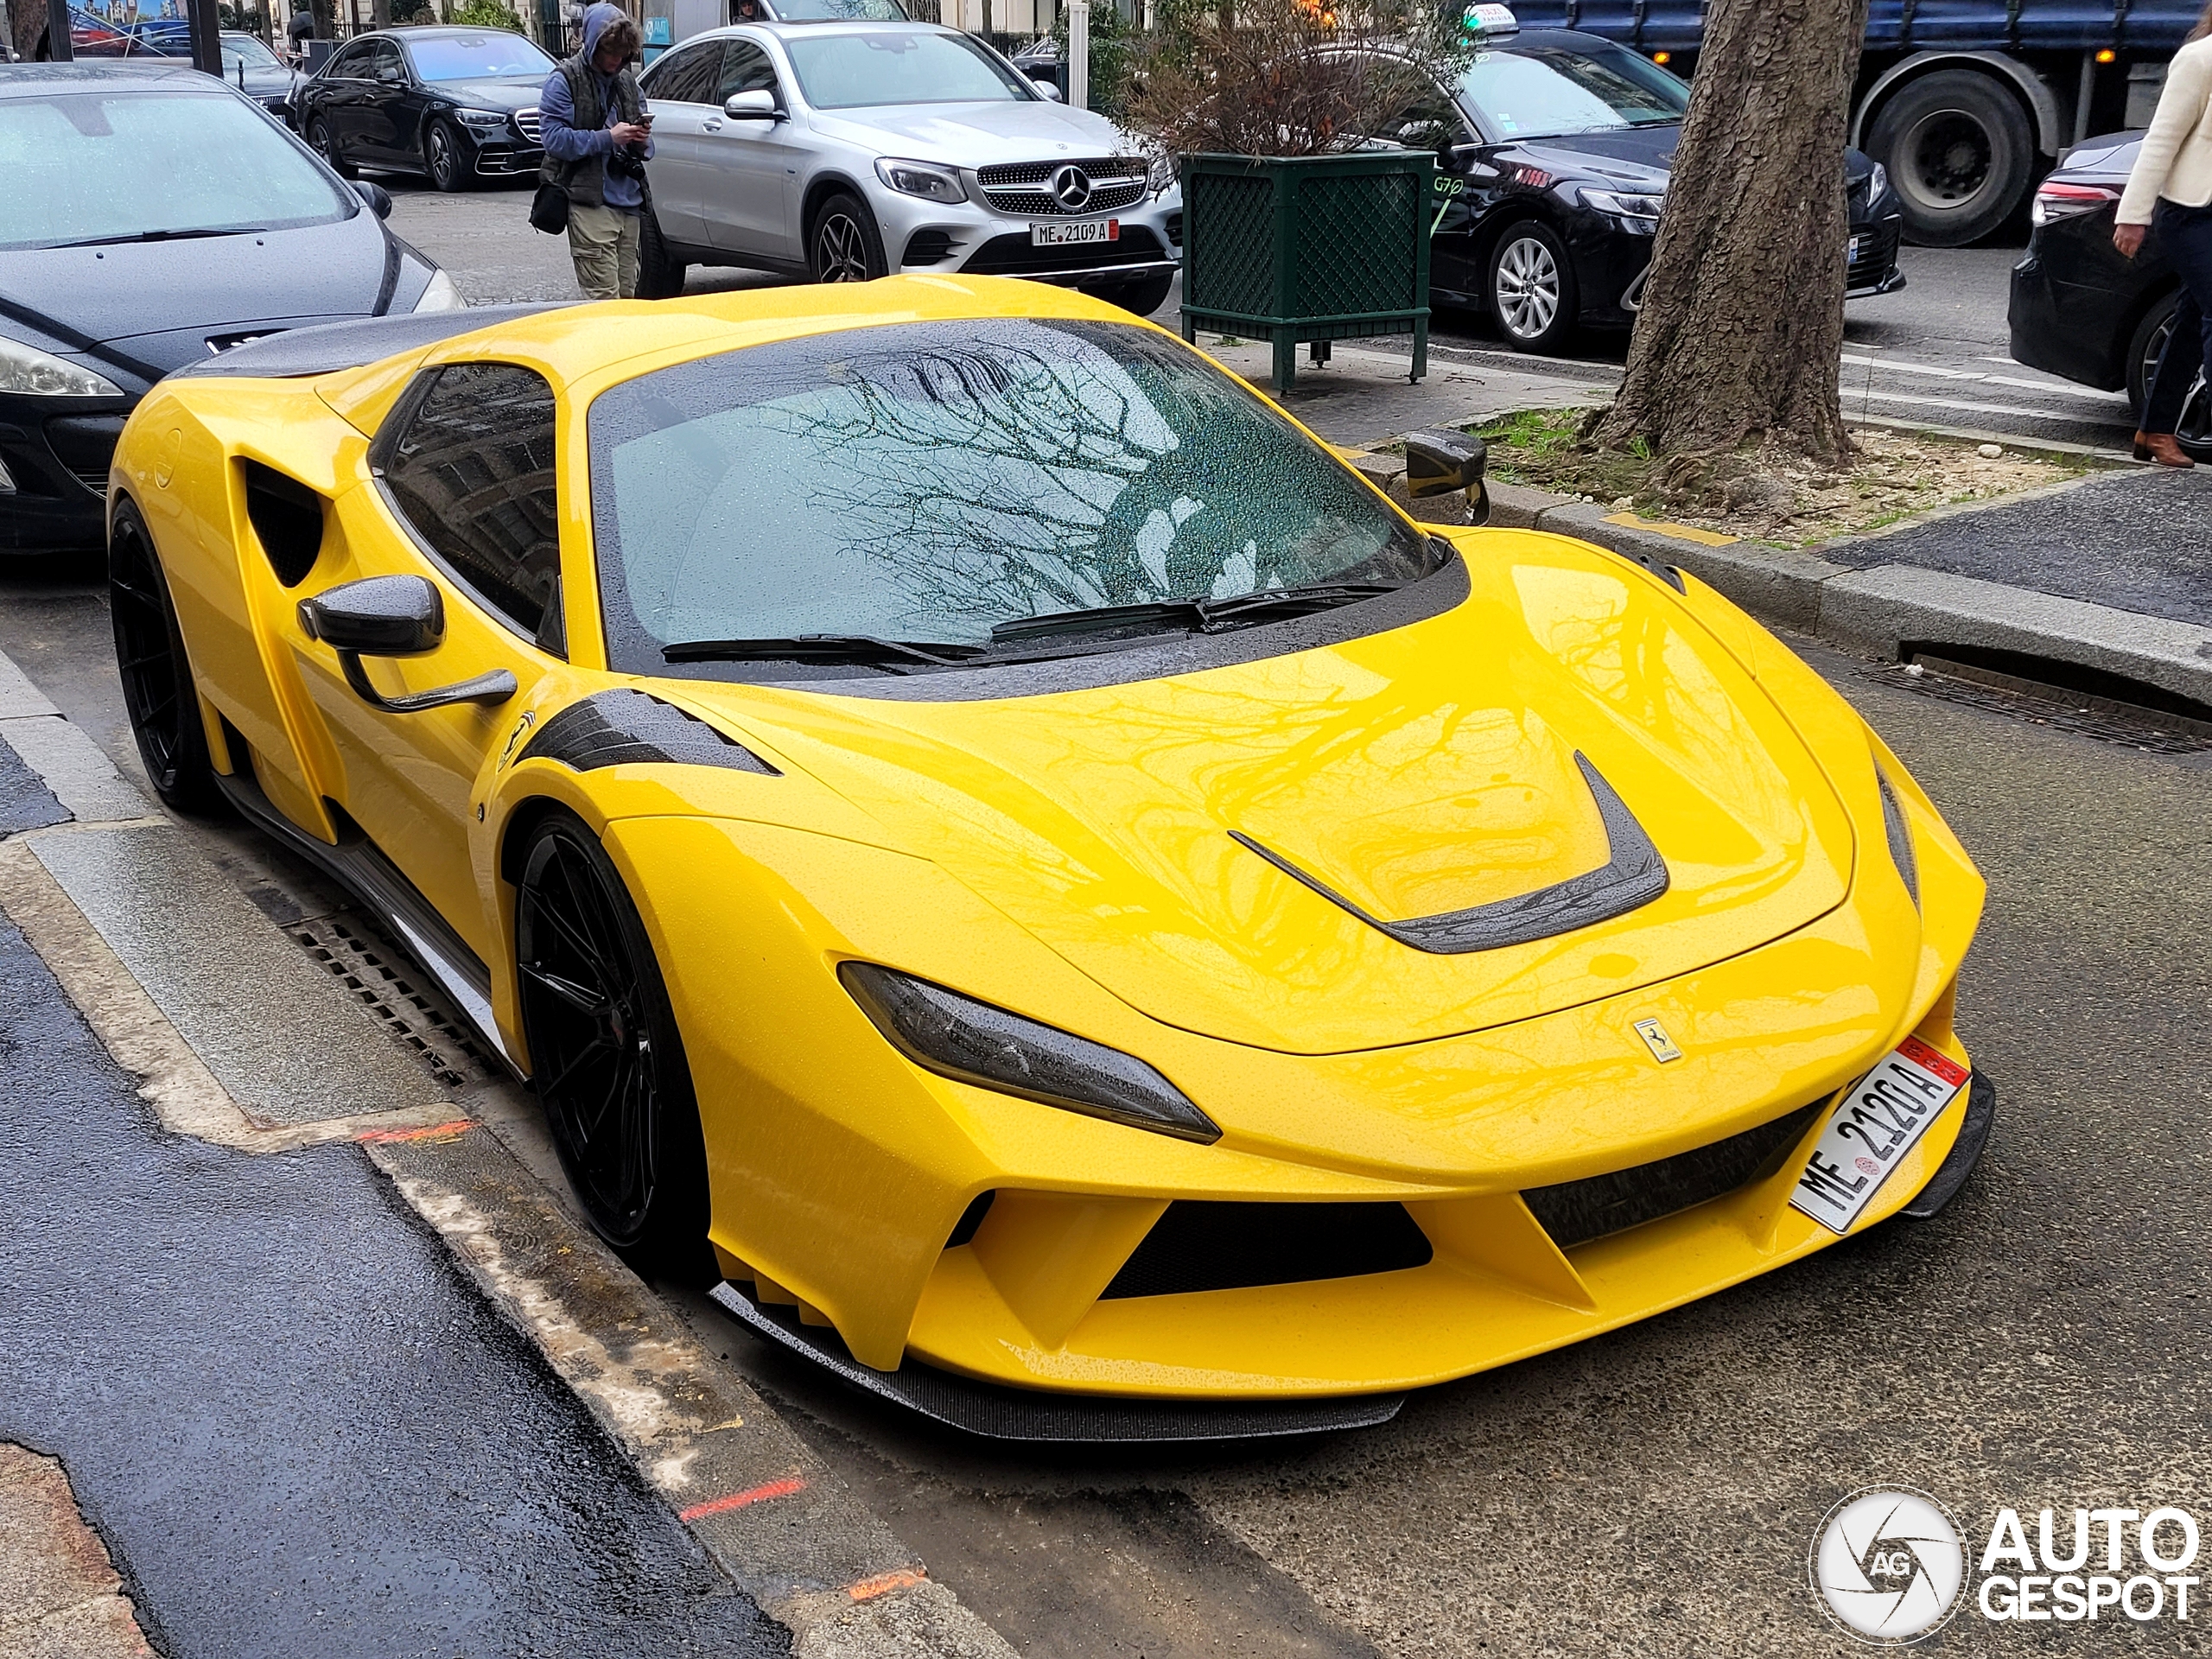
[567,204,641,301]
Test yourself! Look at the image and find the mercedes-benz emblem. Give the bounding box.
[1050,163,1094,212]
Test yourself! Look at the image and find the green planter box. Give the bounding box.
[1178,149,1434,395]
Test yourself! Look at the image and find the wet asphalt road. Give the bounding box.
[0,913,787,1657]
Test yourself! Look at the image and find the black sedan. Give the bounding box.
[295,26,551,193]
[1395,27,1904,353]
[0,63,461,554]
[2009,131,2209,460]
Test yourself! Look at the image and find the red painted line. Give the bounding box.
[847,1567,925,1602]
[678,1476,807,1522]
[353,1118,474,1144]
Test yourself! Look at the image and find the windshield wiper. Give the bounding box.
[48,227,269,249]
[662,634,984,669]
[990,582,1404,646]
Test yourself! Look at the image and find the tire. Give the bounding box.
[637,210,689,300]
[1486,221,1578,354]
[306,116,355,180]
[1866,68,2034,248]
[424,118,470,193]
[109,499,225,817]
[515,808,710,1266]
[808,190,887,284]
[2132,291,2212,461]
[1083,271,1174,318]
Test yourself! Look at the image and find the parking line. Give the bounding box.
[678,1475,808,1522]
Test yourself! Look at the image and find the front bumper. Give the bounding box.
[876,180,1183,288]
[0,392,135,553]
[471,142,545,179]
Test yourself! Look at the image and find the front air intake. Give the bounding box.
[1100,1201,1433,1299]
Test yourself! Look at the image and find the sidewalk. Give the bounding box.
[1195,334,2212,710]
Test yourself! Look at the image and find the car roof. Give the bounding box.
[0,61,230,98]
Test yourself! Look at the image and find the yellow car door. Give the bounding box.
[287,359,567,972]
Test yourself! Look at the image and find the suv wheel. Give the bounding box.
[810,192,885,283]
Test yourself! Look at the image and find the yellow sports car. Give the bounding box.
[108,281,1990,1439]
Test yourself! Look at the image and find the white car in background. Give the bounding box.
[634,19,1182,315]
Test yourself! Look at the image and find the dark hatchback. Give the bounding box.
[0,64,461,554]
[1393,27,1904,353]
[294,26,553,193]
[2009,131,2209,459]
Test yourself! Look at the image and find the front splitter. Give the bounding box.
[708,1281,1404,1443]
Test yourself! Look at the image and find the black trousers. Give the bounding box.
[2142,197,2212,435]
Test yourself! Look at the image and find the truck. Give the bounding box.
[1501,0,2202,245]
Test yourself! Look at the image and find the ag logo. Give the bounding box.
[1810,1488,1966,1645]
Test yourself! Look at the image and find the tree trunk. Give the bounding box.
[1592,0,1871,463]
[11,0,49,61]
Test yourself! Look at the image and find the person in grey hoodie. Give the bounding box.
[539,1,656,300]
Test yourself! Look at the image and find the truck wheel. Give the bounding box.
[1866,68,2034,247]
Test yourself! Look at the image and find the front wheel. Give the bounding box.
[424,118,469,193]
[1083,271,1174,318]
[110,499,225,816]
[1487,222,1578,355]
[515,808,709,1266]
[306,116,355,180]
[637,210,689,300]
[809,191,887,283]
[1866,68,2033,247]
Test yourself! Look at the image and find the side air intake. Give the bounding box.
[242,461,324,588]
[519,688,780,774]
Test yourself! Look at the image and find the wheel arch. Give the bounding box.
[800,171,876,243]
[1469,200,1572,295]
[1852,52,2060,160]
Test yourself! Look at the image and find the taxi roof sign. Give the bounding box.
[1462,2,1518,33]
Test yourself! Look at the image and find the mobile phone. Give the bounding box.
[638,111,655,126]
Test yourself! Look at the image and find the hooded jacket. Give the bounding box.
[539,2,652,211]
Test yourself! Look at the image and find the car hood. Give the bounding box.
[681,542,1857,1056]
[807,99,1137,164]
[1510,128,1877,191]
[421,74,545,111]
[0,210,400,378]
[2057,130,2140,181]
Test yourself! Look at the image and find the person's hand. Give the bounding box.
[2114,221,2147,258]
[610,121,650,146]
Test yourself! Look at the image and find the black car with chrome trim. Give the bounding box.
[293,25,552,193]
[0,63,462,554]
[1387,14,1904,353]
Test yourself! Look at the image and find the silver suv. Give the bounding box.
[633,20,1181,315]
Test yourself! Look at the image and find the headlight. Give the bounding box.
[411,268,467,313]
[454,105,509,126]
[1579,186,1665,232]
[840,962,1221,1144]
[1874,766,1919,908]
[0,334,123,397]
[1868,161,1889,201]
[874,157,966,204]
[1147,152,1176,196]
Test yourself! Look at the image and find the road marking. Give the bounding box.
[849,1567,929,1602]
[1843,352,2133,405]
[678,1475,808,1522]
[1847,385,2135,429]
[355,1117,475,1144]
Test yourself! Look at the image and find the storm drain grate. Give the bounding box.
[1868,657,2212,755]
[290,912,499,1090]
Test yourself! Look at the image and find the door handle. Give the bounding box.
[702,118,722,130]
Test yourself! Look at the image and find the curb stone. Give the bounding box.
[1345,452,2212,708]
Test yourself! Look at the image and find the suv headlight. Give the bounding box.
[411,268,466,313]
[840,962,1221,1144]
[874,157,966,205]
[0,334,123,397]
[1579,186,1665,232]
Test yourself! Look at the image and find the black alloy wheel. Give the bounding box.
[810,191,886,283]
[515,808,709,1263]
[637,210,689,300]
[109,499,225,815]
[306,115,355,179]
[2131,298,2212,463]
[425,118,468,193]
[1487,221,1578,355]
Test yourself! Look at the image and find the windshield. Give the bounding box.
[406,32,555,79]
[588,319,1437,674]
[1456,40,1688,138]
[221,34,282,67]
[784,30,1030,108]
[0,92,353,251]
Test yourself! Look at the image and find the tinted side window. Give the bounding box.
[370,40,404,79]
[380,362,564,651]
[717,40,778,100]
[645,40,718,104]
[328,40,372,76]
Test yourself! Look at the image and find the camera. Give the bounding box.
[607,146,647,181]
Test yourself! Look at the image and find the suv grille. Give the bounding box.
[514,106,542,143]
[1100,1201,1433,1300]
[977,156,1147,217]
[1846,220,1899,293]
[1521,1100,1827,1250]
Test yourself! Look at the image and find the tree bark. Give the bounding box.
[11,0,49,61]
[1592,0,1871,463]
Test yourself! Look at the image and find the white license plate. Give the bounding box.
[1789,1036,1969,1235]
[1032,219,1119,247]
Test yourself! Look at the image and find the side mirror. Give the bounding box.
[1036,79,1064,100]
[375,64,403,84]
[723,88,780,120]
[353,178,393,218]
[1402,429,1490,525]
[297,575,517,712]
